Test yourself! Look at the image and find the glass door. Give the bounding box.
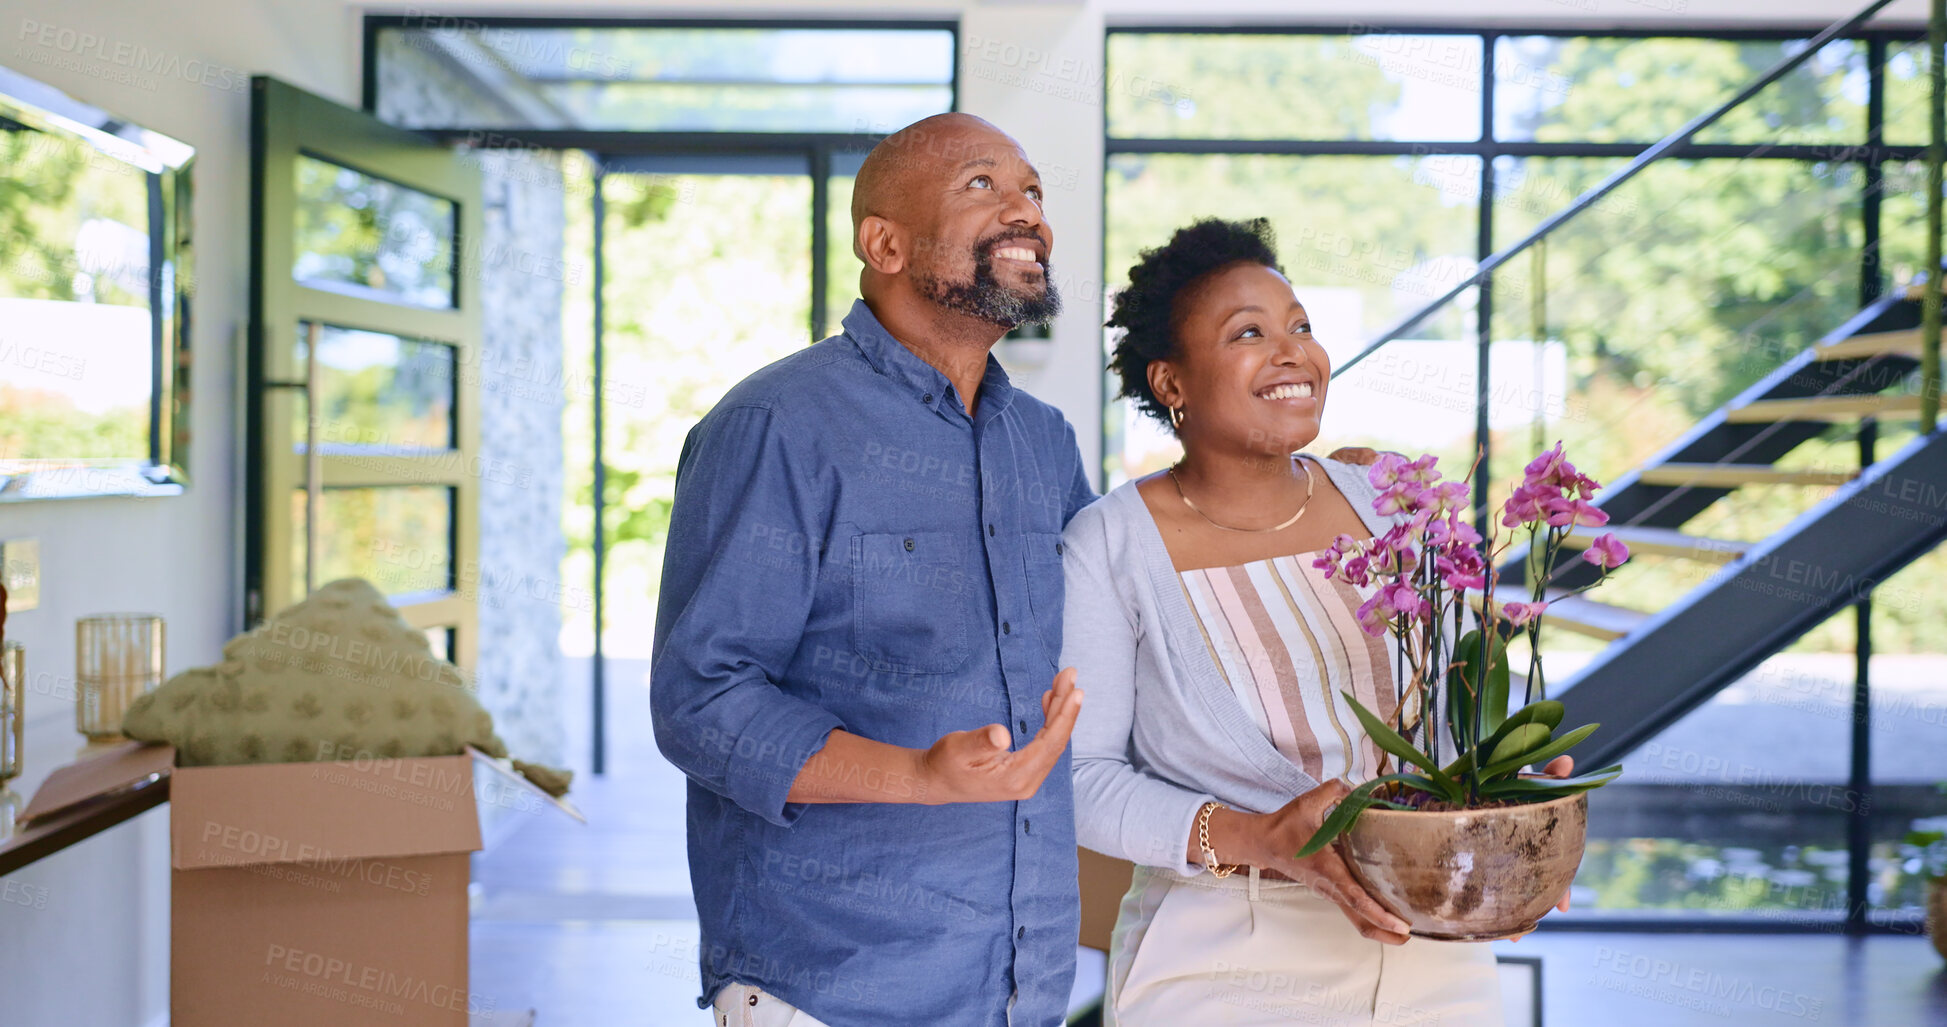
[561,159,822,771]
[246,77,484,671]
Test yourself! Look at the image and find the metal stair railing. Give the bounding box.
[1333,0,1899,384]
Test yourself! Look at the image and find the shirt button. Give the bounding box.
[1017,926,1026,940]
[923,393,933,403]
[1002,621,1011,634]
[1024,819,1031,834]
[904,538,915,552]
[988,524,996,537]
[1055,542,1063,555]
[1018,719,1028,733]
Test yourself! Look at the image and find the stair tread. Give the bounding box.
[1469,588,1647,642]
[1556,523,1749,562]
[1727,393,1922,423]
[1640,463,1858,487]
[1539,589,1649,639]
[1814,328,1923,361]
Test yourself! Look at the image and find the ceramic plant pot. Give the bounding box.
[1337,791,1587,941]
[1929,879,1947,962]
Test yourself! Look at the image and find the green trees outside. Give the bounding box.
[560,160,812,656]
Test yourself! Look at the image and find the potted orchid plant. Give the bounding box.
[1293,443,1630,940]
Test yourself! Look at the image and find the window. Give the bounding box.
[369,22,955,133]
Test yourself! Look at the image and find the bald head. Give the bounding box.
[851,113,1025,261]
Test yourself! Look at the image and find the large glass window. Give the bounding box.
[1493,36,1866,145]
[371,23,955,133]
[1106,32,1484,141]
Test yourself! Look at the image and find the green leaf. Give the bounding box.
[1446,642,1476,748]
[1478,722,1601,780]
[1340,692,1463,801]
[1444,630,1511,735]
[1450,699,1568,777]
[1294,773,1418,857]
[1509,699,1566,734]
[1476,765,1623,799]
[1390,773,1450,800]
[1487,723,1552,768]
[1480,637,1511,736]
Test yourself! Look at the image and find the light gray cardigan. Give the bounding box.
[1062,455,1455,877]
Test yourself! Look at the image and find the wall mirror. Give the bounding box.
[0,64,193,501]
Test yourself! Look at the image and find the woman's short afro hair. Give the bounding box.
[1106,217,1282,434]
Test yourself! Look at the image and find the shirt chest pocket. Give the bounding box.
[851,531,975,674]
[1022,531,1065,671]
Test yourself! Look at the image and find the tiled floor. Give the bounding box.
[1492,932,1947,1027]
[468,657,1947,1025]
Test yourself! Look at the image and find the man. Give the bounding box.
[651,113,1092,1027]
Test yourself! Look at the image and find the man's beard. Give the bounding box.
[914,236,1063,329]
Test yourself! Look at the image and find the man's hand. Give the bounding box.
[1510,755,1576,942]
[1327,446,1404,466]
[915,668,1084,804]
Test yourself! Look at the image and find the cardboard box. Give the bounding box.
[24,741,568,1026]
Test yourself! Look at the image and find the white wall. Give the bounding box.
[0,2,362,1023]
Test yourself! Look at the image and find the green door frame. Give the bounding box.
[246,75,484,674]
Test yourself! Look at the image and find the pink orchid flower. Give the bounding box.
[1502,484,1547,527]
[1368,452,1410,491]
[1525,441,1568,487]
[1354,590,1396,636]
[1402,454,1442,485]
[1382,580,1432,621]
[1312,534,1359,577]
[1374,482,1425,518]
[1543,496,1610,528]
[1423,480,1469,516]
[1340,552,1372,587]
[1436,551,1487,591]
[1501,599,1549,626]
[1356,580,1430,636]
[1582,532,1630,569]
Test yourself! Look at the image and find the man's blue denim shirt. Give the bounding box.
[651,300,1097,1026]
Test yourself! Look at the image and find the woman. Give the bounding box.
[1065,218,1558,1026]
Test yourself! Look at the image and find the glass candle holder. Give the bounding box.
[75,615,164,741]
[1,642,21,784]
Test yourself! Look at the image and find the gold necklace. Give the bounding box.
[1168,455,1314,533]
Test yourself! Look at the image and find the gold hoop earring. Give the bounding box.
[1169,404,1184,430]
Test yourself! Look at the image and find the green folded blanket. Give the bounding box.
[121,578,571,797]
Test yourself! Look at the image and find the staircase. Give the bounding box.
[1500,284,1947,766]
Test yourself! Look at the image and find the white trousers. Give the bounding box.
[1106,865,1503,1027]
[710,983,832,1027]
[710,982,1019,1026]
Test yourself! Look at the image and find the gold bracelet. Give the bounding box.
[1195,801,1245,879]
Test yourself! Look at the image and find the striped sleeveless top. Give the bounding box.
[1178,551,1402,784]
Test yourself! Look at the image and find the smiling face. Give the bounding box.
[856,115,1061,329]
[1153,261,1330,458]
